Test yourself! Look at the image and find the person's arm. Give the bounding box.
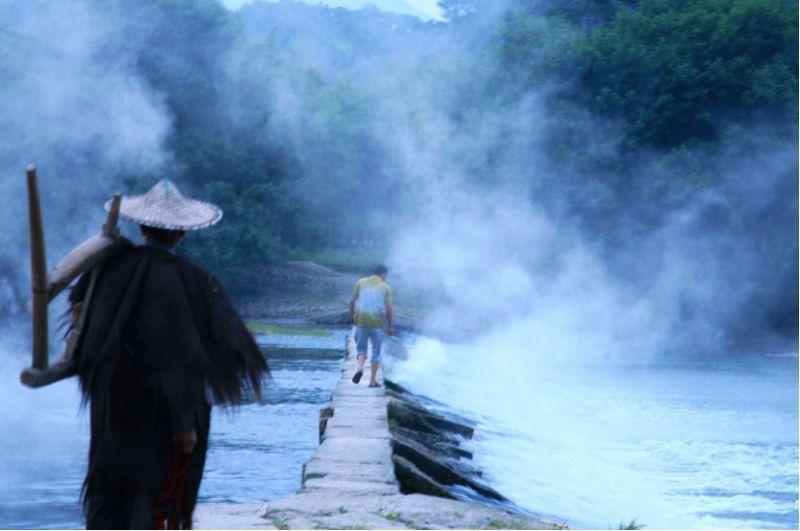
[386,303,393,336]
[349,280,360,324]
[385,286,394,335]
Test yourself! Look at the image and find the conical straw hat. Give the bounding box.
[106,179,223,230]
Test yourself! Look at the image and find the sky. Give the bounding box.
[220,0,443,20]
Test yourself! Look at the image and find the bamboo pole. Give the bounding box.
[60,194,121,362]
[103,194,121,237]
[27,165,48,370]
[21,179,123,388]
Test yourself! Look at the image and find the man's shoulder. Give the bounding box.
[131,244,220,292]
[174,254,218,291]
[368,276,390,290]
[99,239,146,273]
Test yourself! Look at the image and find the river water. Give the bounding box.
[387,334,799,529]
[2,328,797,529]
[0,330,348,529]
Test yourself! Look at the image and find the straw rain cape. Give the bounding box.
[69,238,268,529]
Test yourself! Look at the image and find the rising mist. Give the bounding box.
[0,0,795,372]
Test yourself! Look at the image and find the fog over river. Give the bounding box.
[389,336,798,528]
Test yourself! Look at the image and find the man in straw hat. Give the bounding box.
[68,179,268,529]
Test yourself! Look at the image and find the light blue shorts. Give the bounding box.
[355,327,384,363]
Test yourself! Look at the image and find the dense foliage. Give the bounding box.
[580,0,797,148]
[87,0,794,345]
[1,0,794,347]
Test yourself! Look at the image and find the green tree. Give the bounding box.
[580,0,798,148]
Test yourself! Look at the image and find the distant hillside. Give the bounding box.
[306,0,431,19]
[224,0,434,20]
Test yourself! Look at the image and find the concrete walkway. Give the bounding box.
[301,332,398,498]
[195,330,559,529]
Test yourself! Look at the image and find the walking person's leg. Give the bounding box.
[353,327,368,384]
[368,328,384,387]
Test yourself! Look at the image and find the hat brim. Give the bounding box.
[105,196,223,230]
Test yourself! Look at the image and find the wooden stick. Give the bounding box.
[20,359,76,388]
[22,191,123,388]
[27,165,48,370]
[20,185,122,388]
[47,193,122,301]
[47,235,120,301]
[103,194,121,237]
[60,195,119,363]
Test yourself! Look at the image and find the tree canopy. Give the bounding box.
[0,0,795,346]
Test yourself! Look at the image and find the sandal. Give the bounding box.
[368,382,381,388]
[352,371,363,384]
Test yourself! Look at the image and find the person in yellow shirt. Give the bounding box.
[349,265,393,387]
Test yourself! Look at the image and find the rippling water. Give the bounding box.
[3,327,796,529]
[389,335,799,529]
[201,333,347,504]
[0,330,347,529]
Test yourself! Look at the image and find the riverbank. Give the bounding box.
[194,329,559,530]
[237,261,443,326]
[239,261,471,343]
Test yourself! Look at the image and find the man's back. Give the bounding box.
[71,242,268,528]
[349,266,392,388]
[352,274,392,328]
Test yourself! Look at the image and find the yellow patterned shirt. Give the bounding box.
[352,275,392,328]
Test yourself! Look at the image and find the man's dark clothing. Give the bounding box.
[69,241,268,529]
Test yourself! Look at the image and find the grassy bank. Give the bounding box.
[246,321,331,336]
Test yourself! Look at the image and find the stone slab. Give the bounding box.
[302,478,399,495]
[314,443,392,465]
[328,407,387,420]
[193,503,269,529]
[196,493,561,530]
[330,387,385,398]
[303,459,397,484]
[321,426,392,440]
[330,397,387,408]
[326,417,388,430]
